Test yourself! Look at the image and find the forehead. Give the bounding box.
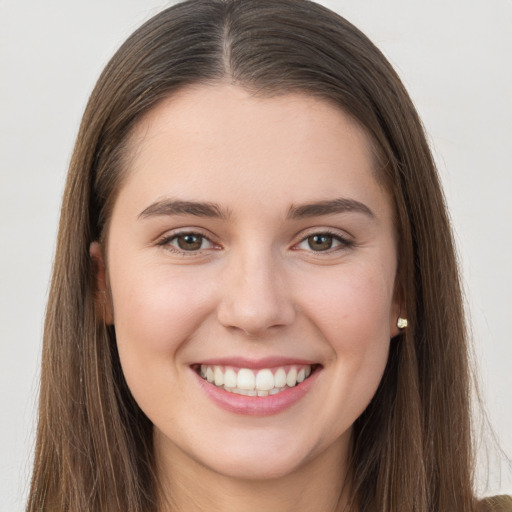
[116,83,391,222]
[131,83,374,164]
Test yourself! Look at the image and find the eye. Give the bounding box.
[295,232,352,252]
[159,232,217,252]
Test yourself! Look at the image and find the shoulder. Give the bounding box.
[478,495,512,512]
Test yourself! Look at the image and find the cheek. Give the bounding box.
[108,263,220,422]
[109,262,216,372]
[302,264,395,348]
[302,264,393,395]
[290,263,394,442]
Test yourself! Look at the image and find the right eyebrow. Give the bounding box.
[138,199,231,220]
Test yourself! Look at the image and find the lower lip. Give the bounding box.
[193,368,320,416]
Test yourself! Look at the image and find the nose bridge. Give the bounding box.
[217,242,295,335]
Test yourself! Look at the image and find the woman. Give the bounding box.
[26,0,511,511]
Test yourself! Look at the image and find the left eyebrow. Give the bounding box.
[286,198,375,219]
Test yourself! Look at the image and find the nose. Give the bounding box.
[216,250,296,336]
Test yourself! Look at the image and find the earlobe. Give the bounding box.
[89,241,114,325]
[390,281,405,338]
[390,305,407,338]
[390,314,400,338]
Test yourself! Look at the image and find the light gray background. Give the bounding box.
[1,1,511,510]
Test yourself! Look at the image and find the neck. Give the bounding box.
[155,432,352,512]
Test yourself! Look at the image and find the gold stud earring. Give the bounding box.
[397,317,408,329]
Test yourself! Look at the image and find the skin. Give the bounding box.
[91,83,401,512]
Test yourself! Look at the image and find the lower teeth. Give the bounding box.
[221,385,289,396]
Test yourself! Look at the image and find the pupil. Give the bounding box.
[309,234,332,251]
[178,234,202,250]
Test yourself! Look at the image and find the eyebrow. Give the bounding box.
[138,199,230,220]
[287,198,375,219]
[137,197,374,221]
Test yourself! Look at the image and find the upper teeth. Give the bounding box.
[200,364,313,396]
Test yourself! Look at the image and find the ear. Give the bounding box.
[89,241,114,325]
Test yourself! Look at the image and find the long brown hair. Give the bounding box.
[27,1,480,510]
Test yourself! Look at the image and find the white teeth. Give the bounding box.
[286,367,297,387]
[199,364,315,397]
[214,366,224,386]
[224,368,237,388]
[255,369,274,391]
[237,368,255,390]
[274,368,286,388]
[234,388,257,396]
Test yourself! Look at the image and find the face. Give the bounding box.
[93,84,400,482]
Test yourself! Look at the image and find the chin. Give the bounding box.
[189,432,315,482]
[209,451,310,481]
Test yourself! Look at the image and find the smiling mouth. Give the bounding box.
[193,364,318,397]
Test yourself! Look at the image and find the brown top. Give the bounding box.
[478,495,512,512]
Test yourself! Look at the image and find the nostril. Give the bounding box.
[217,294,296,336]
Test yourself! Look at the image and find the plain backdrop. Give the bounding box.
[0,0,511,510]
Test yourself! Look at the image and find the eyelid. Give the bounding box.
[154,226,354,255]
[156,228,221,254]
[292,228,354,252]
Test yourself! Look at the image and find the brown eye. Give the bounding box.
[307,234,334,251]
[294,231,352,253]
[176,233,204,251]
[158,231,218,254]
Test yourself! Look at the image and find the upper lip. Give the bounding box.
[191,356,319,369]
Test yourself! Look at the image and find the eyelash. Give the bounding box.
[156,231,218,255]
[293,230,354,253]
[156,229,354,255]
